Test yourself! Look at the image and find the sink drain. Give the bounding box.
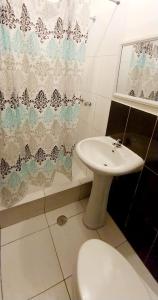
[57,215,68,226]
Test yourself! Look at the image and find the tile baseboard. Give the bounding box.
[0,182,92,228]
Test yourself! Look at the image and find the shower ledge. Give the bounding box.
[0,173,93,212]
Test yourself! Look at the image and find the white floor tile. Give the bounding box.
[50,214,99,278]
[2,229,63,300]
[144,284,158,300]
[80,198,88,210]
[31,282,70,300]
[97,213,126,247]
[46,202,84,226]
[117,241,158,297]
[1,214,48,246]
[65,277,73,300]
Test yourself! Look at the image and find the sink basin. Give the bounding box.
[76,136,144,230]
[76,136,144,176]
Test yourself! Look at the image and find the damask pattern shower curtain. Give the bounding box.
[0,0,90,207]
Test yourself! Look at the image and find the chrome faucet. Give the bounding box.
[112,139,122,149]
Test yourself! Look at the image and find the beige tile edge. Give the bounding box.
[0,182,92,228]
[0,197,45,229]
[45,181,92,212]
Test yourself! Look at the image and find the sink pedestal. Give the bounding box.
[83,173,113,229]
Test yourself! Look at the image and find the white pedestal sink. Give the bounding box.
[76,136,144,229]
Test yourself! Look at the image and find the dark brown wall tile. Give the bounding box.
[146,236,158,281]
[125,167,158,261]
[123,108,157,159]
[107,172,140,231]
[106,101,130,141]
[106,103,158,281]
[146,119,158,175]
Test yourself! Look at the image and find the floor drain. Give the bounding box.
[104,163,108,166]
[57,215,68,226]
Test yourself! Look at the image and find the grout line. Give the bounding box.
[47,211,84,229]
[45,200,86,227]
[44,207,66,282]
[97,226,127,250]
[46,227,66,280]
[64,275,72,281]
[64,279,71,300]
[145,165,158,177]
[62,211,83,222]
[122,107,131,144]
[1,226,49,247]
[1,199,86,247]
[115,239,127,249]
[93,5,118,57]
[144,231,158,265]
[144,117,158,163]
[124,168,144,228]
[96,229,102,240]
[28,279,65,300]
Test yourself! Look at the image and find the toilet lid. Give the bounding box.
[77,239,151,300]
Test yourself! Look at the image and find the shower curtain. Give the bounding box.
[0,0,90,207]
[128,40,158,101]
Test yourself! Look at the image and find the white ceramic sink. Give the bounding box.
[76,136,144,176]
[76,136,144,230]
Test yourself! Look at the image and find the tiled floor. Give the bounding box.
[0,199,158,300]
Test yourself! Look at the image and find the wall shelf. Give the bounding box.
[113,93,158,116]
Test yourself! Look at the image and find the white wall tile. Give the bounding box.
[124,0,158,41]
[87,0,115,57]
[93,127,106,137]
[92,55,118,97]
[80,0,158,142]
[79,0,127,141]
[79,90,96,123]
[97,0,127,56]
[93,95,111,134]
[76,118,94,142]
[82,57,95,93]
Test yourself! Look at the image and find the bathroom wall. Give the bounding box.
[123,0,158,42]
[77,0,127,142]
[78,0,158,144]
[106,101,158,281]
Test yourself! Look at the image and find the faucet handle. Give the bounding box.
[112,138,122,147]
[117,139,122,144]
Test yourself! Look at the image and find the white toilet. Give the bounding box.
[73,239,151,300]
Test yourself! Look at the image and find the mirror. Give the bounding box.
[116,38,158,103]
